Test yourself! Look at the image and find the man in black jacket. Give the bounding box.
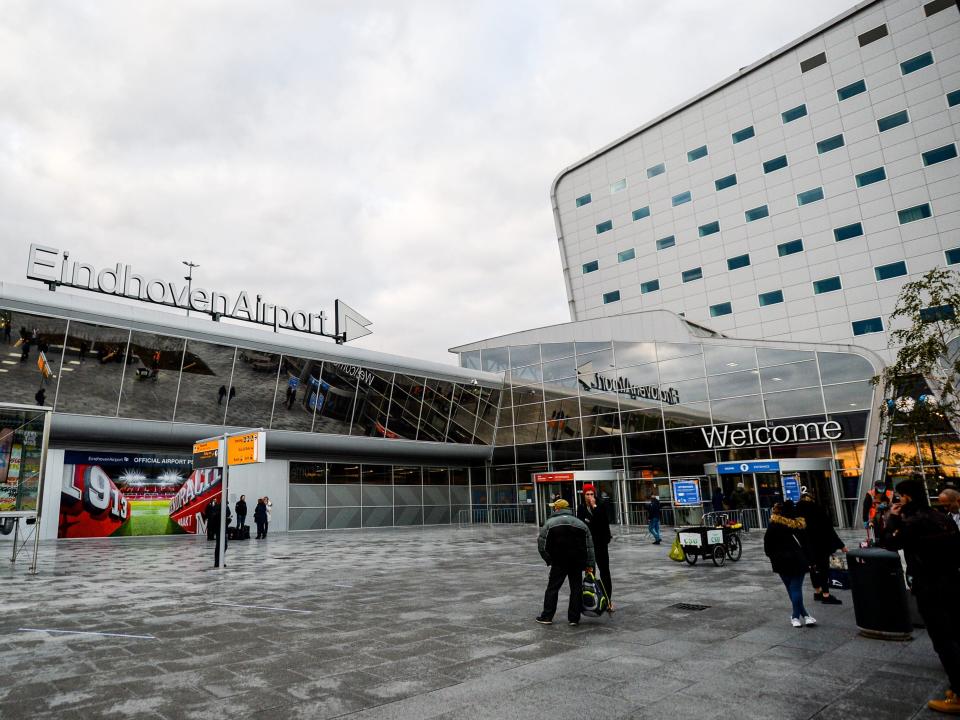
[235,495,248,535]
[578,483,614,610]
[537,499,595,626]
[881,478,960,714]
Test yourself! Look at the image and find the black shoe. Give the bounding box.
[652,540,662,545]
[820,594,842,605]
[813,592,823,602]
[535,615,553,625]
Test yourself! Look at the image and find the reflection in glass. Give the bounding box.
[386,374,424,440]
[273,356,323,432]
[541,342,575,361]
[315,362,359,434]
[624,431,666,455]
[822,381,874,413]
[758,348,814,367]
[515,442,548,464]
[543,356,577,382]
[707,369,761,400]
[763,387,825,418]
[759,360,819,392]
[460,351,481,370]
[514,421,547,444]
[584,436,623,467]
[419,379,453,441]
[711,394,765,423]
[512,402,544,425]
[577,348,615,373]
[576,341,611,355]
[351,369,394,437]
[818,352,874,384]
[620,408,664,433]
[481,347,509,372]
[668,377,708,404]
[510,363,542,382]
[703,346,757,375]
[658,353,705,383]
[617,362,659,388]
[614,342,657,368]
[663,402,712,428]
[581,412,621,437]
[509,344,541,368]
[118,332,185,422]
[549,438,584,462]
[626,454,669,478]
[56,322,131,417]
[656,343,701,361]
[223,348,280,428]
[580,392,619,417]
[290,462,326,483]
[668,451,717,476]
[0,310,67,408]
[510,382,544,407]
[448,385,480,444]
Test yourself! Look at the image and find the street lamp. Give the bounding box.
[182,261,199,317]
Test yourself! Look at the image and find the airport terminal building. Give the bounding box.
[1,0,958,540]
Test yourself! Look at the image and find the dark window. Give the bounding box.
[813,276,842,294]
[745,205,769,222]
[715,173,737,190]
[778,239,803,257]
[781,104,807,123]
[682,267,703,283]
[898,203,932,224]
[647,163,666,178]
[710,302,732,317]
[837,79,867,101]
[582,260,599,274]
[640,279,660,294]
[617,248,636,263]
[727,254,750,270]
[901,52,934,75]
[878,110,909,132]
[947,248,960,265]
[602,290,621,304]
[874,261,908,281]
[687,145,708,162]
[816,134,845,154]
[800,52,827,73]
[920,304,955,322]
[925,0,955,15]
[856,167,886,187]
[858,24,888,47]
[852,317,883,335]
[656,235,676,250]
[758,290,784,306]
[763,155,788,173]
[575,193,592,207]
[922,143,958,166]
[596,219,613,234]
[949,90,960,107]
[698,221,720,237]
[834,222,864,242]
[672,191,692,206]
[797,187,824,205]
[732,126,755,144]
[632,206,650,221]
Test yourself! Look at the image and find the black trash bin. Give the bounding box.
[847,547,912,640]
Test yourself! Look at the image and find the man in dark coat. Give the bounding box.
[648,493,662,545]
[235,495,248,534]
[797,493,847,604]
[536,499,595,626]
[254,497,268,539]
[577,484,614,610]
[880,478,960,714]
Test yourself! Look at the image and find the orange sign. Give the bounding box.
[192,439,221,469]
[533,472,575,483]
[227,431,265,466]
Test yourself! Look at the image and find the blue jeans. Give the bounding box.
[648,517,661,542]
[779,573,808,619]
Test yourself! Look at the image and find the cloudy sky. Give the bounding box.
[0,0,855,364]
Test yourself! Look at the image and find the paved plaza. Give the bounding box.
[0,524,951,719]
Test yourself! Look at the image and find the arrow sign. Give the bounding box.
[335,300,372,343]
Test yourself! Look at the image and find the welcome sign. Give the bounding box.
[701,420,843,449]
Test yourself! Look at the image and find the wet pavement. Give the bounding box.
[0,525,950,719]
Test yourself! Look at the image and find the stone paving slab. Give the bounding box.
[0,525,951,719]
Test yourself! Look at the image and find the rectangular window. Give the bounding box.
[837,79,867,101]
[949,90,960,107]
[759,290,784,307]
[817,134,845,154]
[596,219,613,234]
[763,155,788,173]
[727,254,751,270]
[856,166,886,187]
[682,267,703,283]
[878,110,909,132]
[858,24,888,47]
[602,290,621,304]
[920,304,955,322]
[745,205,769,222]
[925,0,955,15]
[852,317,883,336]
[834,222,864,241]
[582,260,599,274]
[797,187,824,206]
[715,173,737,191]
[901,51,934,75]
[640,279,660,294]
[947,248,960,265]
[710,302,733,317]
[781,104,807,123]
[922,143,958,166]
[875,261,908,281]
[632,206,650,221]
[778,238,803,257]
[800,52,827,73]
[898,203,932,224]
[698,221,720,237]
[617,248,636,263]
[672,191,692,206]
[656,235,676,251]
[687,145,708,162]
[732,126,755,144]
[647,163,666,178]
[575,193,592,207]
[813,276,842,294]
[611,178,627,193]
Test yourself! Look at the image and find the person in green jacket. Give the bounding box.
[536,499,595,626]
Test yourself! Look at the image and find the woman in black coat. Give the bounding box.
[797,493,847,604]
[764,501,816,627]
[577,484,614,610]
[253,498,268,540]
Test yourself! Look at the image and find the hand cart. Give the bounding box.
[676,520,743,567]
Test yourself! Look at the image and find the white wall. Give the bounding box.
[224,458,289,532]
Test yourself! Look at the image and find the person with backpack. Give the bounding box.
[764,501,816,628]
[880,478,960,714]
[577,484,614,611]
[536,499,595,626]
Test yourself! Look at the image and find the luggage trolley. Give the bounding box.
[676,515,743,567]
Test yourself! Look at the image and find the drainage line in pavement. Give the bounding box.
[19,628,157,640]
[207,601,313,614]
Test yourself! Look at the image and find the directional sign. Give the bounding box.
[672,479,701,506]
[226,431,265,466]
[781,474,801,502]
[717,461,781,475]
[192,439,221,469]
[533,472,575,483]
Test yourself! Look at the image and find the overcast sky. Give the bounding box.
[0,0,856,364]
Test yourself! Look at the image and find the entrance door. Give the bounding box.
[539,481,575,523]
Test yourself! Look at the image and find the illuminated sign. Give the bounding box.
[533,472,576,483]
[701,421,842,449]
[192,439,221,469]
[26,244,372,343]
[226,431,265,466]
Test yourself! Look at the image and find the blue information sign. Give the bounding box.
[672,479,701,506]
[716,461,781,475]
[781,475,801,502]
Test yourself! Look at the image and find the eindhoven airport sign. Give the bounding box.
[701,420,843,449]
[577,364,680,405]
[26,244,372,343]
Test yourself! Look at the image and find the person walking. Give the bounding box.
[648,492,662,545]
[235,495,248,535]
[797,492,847,604]
[34,388,46,406]
[764,501,816,628]
[880,478,960,714]
[254,497,268,539]
[577,484,614,611]
[536,499,595,626]
[217,385,227,405]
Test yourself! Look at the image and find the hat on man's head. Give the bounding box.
[552,499,570,510]
[582,484,596,494]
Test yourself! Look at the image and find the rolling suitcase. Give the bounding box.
[240,525,250,540]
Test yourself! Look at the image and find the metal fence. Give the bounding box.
[456,506,533,528]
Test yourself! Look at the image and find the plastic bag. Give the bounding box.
[669,535,685,562]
